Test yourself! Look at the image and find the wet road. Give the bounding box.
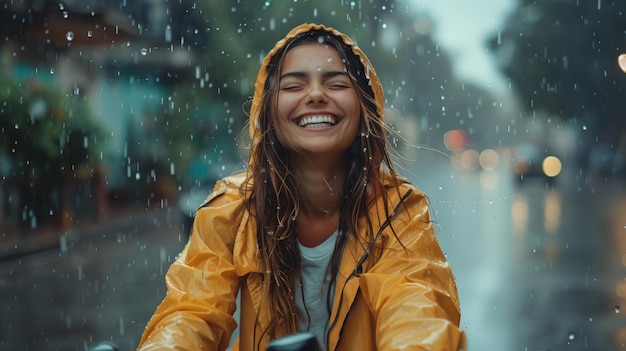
[0,210,188,351]
[1,158,625,350]
[413,157,626,350]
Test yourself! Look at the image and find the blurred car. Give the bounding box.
[511,142,562,183]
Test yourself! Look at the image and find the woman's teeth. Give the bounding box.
[298,115,337,128]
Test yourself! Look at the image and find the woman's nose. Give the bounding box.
[306,83,328,104]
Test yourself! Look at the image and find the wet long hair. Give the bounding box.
[242,29,401,346]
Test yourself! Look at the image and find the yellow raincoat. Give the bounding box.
[138,23,467,351]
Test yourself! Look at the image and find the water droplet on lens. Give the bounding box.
[615,305,621,313]
[66,31,74,41]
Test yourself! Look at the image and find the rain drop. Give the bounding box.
[66,31,74,41]
[140,48,148,56]
[165,25,172,42]
[615,305,621,313]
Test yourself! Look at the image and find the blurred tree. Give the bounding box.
[0,74,105,227]
[488,0,626,145]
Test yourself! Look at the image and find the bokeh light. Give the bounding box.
[619,53,626,73]
[479,149,500,171]
[443,129,468,151]
[542,156,562,177]
[461,149,480,170]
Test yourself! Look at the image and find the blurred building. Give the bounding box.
[0,0,207,227]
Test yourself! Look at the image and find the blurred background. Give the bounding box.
[0,0,624,350]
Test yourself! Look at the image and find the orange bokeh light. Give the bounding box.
[443,129,468,151]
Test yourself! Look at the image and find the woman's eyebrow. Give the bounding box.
[279,70,349,80]
[280,71,308,80]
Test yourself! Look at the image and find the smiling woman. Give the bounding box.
[138,23,467,351]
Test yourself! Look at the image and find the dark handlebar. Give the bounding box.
[266,332,322,351]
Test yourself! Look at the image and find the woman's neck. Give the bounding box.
[290,153,346,217]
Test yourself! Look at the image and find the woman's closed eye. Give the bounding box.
[280,84,303,91]
[327,81,352,89]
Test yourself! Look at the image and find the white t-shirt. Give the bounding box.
[295,230,338,351]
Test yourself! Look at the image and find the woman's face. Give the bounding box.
[274,41,361,159]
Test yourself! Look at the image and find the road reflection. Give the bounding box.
[410,154,626,350]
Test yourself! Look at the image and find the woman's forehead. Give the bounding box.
[282,43,346,70]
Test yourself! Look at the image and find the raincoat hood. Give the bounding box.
[248,23,385,141]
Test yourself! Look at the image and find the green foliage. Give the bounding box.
[0,74,105,177]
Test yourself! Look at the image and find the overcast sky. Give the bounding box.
[409,0,515,91]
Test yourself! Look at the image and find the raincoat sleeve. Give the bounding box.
[137,186,244,351]
[359,186,467,350]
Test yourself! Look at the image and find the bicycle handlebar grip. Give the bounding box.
[266,332,322,351]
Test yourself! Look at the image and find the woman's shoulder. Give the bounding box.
[377,173,432,226]
[381,173,428,202]
[198,171,248,209]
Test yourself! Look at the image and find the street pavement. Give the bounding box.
[0,207,188,351]
[1,158,625,350]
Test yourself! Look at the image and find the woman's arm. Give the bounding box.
[360,188,467,350]
[137,195,244,351]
